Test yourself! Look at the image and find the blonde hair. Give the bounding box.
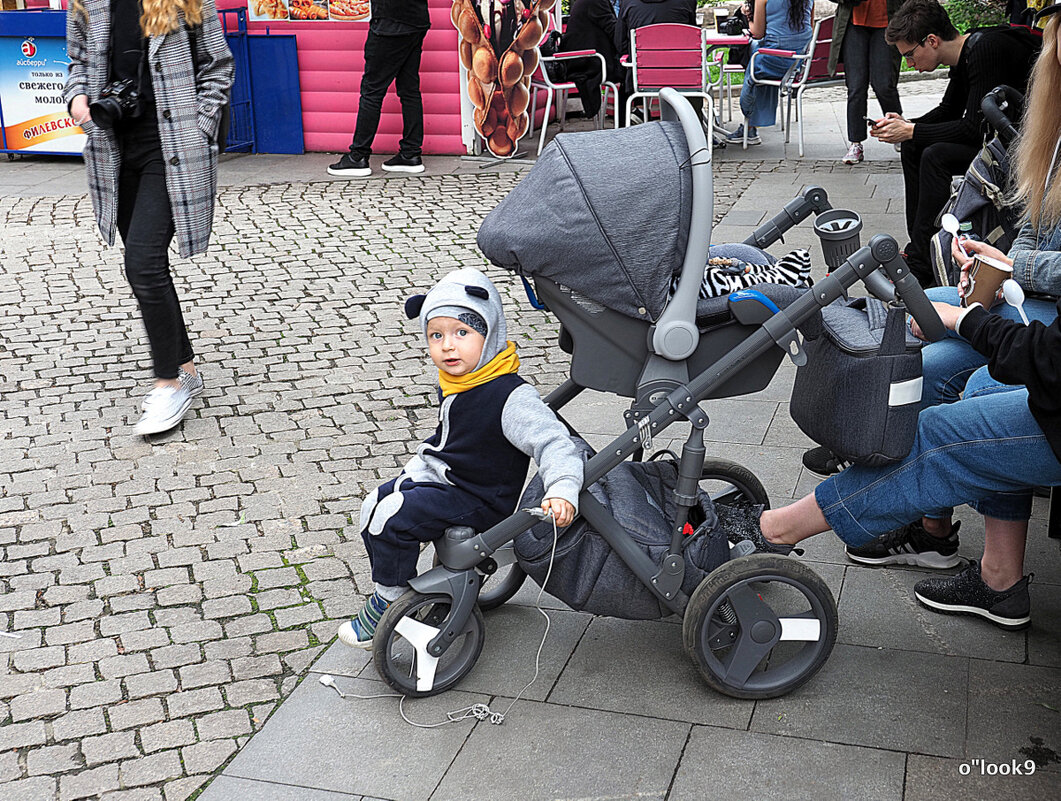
[1011,16,1061,228]
[70,0,203,38]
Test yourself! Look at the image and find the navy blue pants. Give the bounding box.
[361,476,506,587]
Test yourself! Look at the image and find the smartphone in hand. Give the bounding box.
[865,116,880,129]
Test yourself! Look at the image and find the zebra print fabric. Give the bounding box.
[670,249,814,300]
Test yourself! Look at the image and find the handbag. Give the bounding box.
[790,297,924,467]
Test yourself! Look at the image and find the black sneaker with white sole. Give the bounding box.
[845,520,962,569]
[914,562,1031,630]
[381,153,425,174]
[801,445,850,478]
[327,153,371,177]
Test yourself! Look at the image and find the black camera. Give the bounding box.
[89,79,145,130]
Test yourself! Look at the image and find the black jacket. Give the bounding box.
[371,0,430,34]
[962,299,1061,461]
[615,0,697,58]
[561,0,620,83]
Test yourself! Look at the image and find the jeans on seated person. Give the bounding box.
[814,384,1061,547]
[920,286,1059,412]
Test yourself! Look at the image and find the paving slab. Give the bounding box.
[669,726,906,801]
[836,566,1028,662]
[430,697,690,801]
[751,644,968,757]
[546,616,752,728]
[904,754,1061,801]
[203,775,362,800]
[966,660,1061,775]
[209,676,481,801]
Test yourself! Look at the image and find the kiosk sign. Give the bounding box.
[0,35,85,154]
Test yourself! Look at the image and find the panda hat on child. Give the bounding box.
[404,267,508,372]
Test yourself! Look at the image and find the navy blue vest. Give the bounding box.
[422,373,530,516]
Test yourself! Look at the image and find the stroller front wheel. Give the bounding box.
[682,554,837,699]
[373,590,486,698]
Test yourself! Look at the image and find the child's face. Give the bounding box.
[426,316,486,377]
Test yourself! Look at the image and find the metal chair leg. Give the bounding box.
[538,91,553,155]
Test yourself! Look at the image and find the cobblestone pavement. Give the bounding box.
[0,158,895,800]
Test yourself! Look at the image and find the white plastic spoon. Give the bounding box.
[941,213,969,258]
[1002,279,1031,325]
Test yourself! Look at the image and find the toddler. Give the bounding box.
[339,268,583,649]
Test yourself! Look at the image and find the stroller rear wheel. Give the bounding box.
[373,590,486,697]
[432,546,527,611]
[701,458,770,508]
[683,554,837,699]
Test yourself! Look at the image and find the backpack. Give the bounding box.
[930,85,1023,287]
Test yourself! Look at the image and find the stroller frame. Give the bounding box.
[375,90,945,700]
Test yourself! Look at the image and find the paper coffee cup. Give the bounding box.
[961,254,1012,308]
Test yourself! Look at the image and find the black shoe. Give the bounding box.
[381,153,425,174]
[715,503,797,556]
[328,153,371,177]
[914,562,1032,630]
[846,520,962,569]
[801,446,850,478]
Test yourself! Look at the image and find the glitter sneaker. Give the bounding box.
[914,562,1031,630]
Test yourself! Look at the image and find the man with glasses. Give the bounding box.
[869,0,1038,288]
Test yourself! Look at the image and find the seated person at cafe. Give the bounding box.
[870,0,1039,287]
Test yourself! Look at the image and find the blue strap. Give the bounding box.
[728,289,781,315]
[520,276,546,310]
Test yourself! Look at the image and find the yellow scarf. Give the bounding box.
[438,341,520,396]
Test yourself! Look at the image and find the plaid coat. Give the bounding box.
[64,0,234,258]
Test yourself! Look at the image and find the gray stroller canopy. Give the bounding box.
[477,122,694,323]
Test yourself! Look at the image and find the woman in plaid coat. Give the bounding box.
[64,0,233,435]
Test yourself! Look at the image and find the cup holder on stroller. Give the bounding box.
[814,208,863,271]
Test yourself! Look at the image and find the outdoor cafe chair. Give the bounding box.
[529,48,619,155]
[622,23,712,132]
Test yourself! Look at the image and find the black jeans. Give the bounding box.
[349,30,426,158]
[901,139,979,288]
[117,118,192,380]
[842,25,901,143]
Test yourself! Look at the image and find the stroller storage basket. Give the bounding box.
[791,297,923,466]
[516,444,729,620]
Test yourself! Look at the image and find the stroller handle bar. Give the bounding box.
[981,85,1022,148]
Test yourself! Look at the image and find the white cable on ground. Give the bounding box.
[320,509,560,728]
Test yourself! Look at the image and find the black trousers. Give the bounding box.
[901,139,979,288]
[842,25,901,143]
[117,119,192,380]
[349,30,427,158]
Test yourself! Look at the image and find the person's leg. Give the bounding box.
[867,27,902,117]
[117,126,183,384]
[349,31,404,158]
[762,388,1061,548]
[842,25,871,143]
[906,141,980,286]
[979,517,1029,589]
[392,31,427,157]
[900,138,924,245]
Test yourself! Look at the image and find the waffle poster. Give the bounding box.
[248,0,371,22]
[0,35,85,154]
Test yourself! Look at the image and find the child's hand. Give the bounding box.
[541,498,575,528]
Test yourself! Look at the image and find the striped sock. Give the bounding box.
[349,591,390,644]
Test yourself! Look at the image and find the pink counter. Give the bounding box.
[219,0,464,154]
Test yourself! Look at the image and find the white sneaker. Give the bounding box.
[842,142,864,164]
[141,368,202,410]
[135,386,193,436]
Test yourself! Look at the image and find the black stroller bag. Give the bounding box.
[790,297,923,467]
[515,444,729,620]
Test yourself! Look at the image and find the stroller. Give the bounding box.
[368,90,946,701]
